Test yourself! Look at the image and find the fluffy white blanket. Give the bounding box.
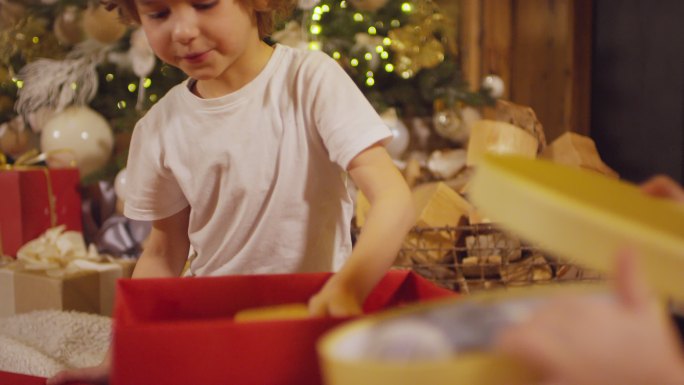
[0,310,111,377]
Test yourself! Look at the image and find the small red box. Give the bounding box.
[112,270,454,385]
[0,168,82,257]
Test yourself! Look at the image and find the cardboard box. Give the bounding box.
[0,168,82,257]
[0,259,135,317]
[112,270,455,385]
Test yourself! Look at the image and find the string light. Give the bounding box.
[143,78,152,88]
[117,100,127,109]
[314,6,323,14]
[321,4,330,12]
[128,83,137,92]
[366,77,375,86]
[385,63,394,72]
[350,58,359,67]
[15,80,24,89]
[105,73,114,82]
[366,71,374,78]
[375,45,384,53]
[149,94,158,102]
[383,37,392,46]
[332,51,341,60]
[353,13,363,22]
[401,2,412,13]
[308,41,321,50]
[312,13,321,21]
[390,19,400,27]
[368,26,377,35]
[70,82,77,90]
[340,1,347,8]
[380,51,389,59]
[32,36,39,44]
[401,71,412,79]
[310,24,322,35]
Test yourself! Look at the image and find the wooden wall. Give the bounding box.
[455,0,592,141]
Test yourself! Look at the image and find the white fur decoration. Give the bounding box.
[15,40,112,120]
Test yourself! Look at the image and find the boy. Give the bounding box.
[48,0,415,383]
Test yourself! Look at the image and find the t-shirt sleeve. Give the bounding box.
[123,119,188,221]
[307,53,392,170]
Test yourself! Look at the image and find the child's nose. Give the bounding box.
[171,11,199,44]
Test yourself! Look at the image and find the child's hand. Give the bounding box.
[494,250,684,385]
[308,277,363,317]
[46,356,110,385]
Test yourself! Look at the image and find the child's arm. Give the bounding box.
[308,144,415,316]
[46,207,191,385]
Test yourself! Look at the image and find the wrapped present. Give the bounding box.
[0,226,136,317]
[0,163,82,257]
[112,270,455,385]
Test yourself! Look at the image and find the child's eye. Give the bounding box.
[146,9,169,19]
[194,1,218,10]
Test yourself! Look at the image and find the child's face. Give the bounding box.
[134,0,260,81]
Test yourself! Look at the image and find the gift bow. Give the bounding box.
[16,225,115,278]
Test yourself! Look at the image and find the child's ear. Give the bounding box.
[252,0,270,12]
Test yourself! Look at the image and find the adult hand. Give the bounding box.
[494,250,684,385]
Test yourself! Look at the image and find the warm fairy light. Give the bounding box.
[364,52,373,61]
[368,26,377,35]
[366,71,374,78]
[375,45,384,53]
[117,100,127,109]
[310,24,322,35]
[366,77,375,86]
[350,58,359,67]
[401,2,412,12]
[314,6,323,14]
[32,36,39,44]
[383,37,392,45]
[332,51,341,59]
[143,78,152,88]
[128,83,137,92]
[321,4,330,12]
[308,41,322,50]
[401,71,412,79]
[70,82,77,90]
[353,13,363,22]
[312,13,321,21]
[385,63,394,72]
[15,80,24,89]
[340,0,347,8]
[149,94,158,102]
[105,73,114,82]
[390,19,400,27]
[380,51,389,59]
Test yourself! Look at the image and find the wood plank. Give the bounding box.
[458,0,483,91]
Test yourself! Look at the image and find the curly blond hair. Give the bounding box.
[101,0,293,39]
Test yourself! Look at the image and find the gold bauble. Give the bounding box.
[349,0,390,12]
[54,6,85,45]
[82,4,127,44]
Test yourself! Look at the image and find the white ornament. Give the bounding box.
[481,74,505,98]
[427,149,467,179]
[381,108,410,159]
[114,168,128,202]
[41,106,114,178]
[298,0,321,10]
[433,108,466,143]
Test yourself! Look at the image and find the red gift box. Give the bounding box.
[112,270,455,385]
[0,168,82,257]
[0,370,90,385]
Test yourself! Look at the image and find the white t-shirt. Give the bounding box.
[124,44,391,276]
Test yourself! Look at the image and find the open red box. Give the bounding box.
[112,270,455,385]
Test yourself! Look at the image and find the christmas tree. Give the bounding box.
[0,0,491,182]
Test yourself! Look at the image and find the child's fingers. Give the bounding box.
[641,175,684,202]
[614,248,652,310]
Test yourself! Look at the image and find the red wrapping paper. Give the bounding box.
[112,270,455,385]
[0,168,82,257]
